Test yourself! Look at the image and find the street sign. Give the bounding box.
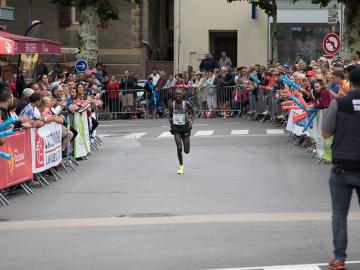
[75,59,88,73]
[328,6,338,25]
[323,33,340,55]
[323,55,335,60]
[61,47,80,54]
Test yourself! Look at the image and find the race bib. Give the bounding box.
[173,113,185,125]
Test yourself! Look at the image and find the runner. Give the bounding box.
[169,89,195,174]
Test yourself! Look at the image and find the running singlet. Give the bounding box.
[173,101,188,126]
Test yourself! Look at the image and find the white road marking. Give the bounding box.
[266,129,285,135]
[206,260,360,270]
[123,133,146,139]
[264,266,321,270]
[158,131,173,138]
[98,134,112,138]
[231,129,249,135]
[99,124,136,127]
[194,130,215,136]
[193,123,209,126]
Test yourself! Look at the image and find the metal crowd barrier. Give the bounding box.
[99,89,147,119]
[98,86,286,120]
[0,111,103,207]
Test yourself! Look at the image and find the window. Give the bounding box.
[273,23,339,63]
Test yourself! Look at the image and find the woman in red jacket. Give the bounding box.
[107,75,120,119]
[9,74,17,96]
[311,80,332,109]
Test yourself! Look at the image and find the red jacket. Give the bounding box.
[10,81,17,95]
[107,81,120,99]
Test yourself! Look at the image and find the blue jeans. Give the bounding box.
[329,167,360,260]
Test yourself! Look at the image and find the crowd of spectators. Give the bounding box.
[139,51,360,121]
[0,62,105,163]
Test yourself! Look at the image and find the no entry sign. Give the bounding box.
[323,33,340,55]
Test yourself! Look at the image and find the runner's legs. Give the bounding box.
[174,133,183,165]
[182,135,190,154]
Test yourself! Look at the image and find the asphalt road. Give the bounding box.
[0,118,359,270]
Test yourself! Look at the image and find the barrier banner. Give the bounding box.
[73,112,90,158]
[312,109,333,161]
[0,129,32,189]
[31,123,62,173]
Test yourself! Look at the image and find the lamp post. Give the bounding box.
[28,0,32,27]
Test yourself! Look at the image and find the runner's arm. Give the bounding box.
[187,101,195,123]
[168,103,173,124]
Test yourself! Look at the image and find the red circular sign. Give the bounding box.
[323,33,340,55]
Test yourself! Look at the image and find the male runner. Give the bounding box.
[169,89,195,174]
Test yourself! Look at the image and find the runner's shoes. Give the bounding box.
[177,165,184,175]
[328,259,346,270]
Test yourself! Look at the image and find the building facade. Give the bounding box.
[174,0,268,73]
[4,0,174,78]
[174,0,342,72]
[275,0,341,64]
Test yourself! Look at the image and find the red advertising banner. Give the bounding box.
[0,129,33,189]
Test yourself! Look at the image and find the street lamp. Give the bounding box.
[28,0,32,27]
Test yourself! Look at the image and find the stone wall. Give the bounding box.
[6,0,147,78]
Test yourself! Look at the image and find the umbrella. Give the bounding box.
[0,36,15,55]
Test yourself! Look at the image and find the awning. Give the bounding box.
[0,30,61,55]
[0,36,15,55]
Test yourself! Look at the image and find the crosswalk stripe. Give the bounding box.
[264,266,321,270]
[266,129,284,135]
[158,131,173,138]
[123,133,146,139]
[194,130,215,136]
[231,129,249,135]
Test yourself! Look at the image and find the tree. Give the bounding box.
[294,0,360,62]
[227,0,279,63]
[51,0,140,63]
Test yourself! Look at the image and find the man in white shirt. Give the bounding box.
[150,68,160,86]
[218,51,232,69]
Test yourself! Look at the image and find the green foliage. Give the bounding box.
[293,0,346,7]
[51,0,141,22]
[226,0,276,16]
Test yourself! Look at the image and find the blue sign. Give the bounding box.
[75,59,88,72]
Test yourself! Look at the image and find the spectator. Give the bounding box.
[120,70,135,119]
[155,71,166,89]
[164,74,177,89]
[0,89,33,131]
[107,75,120,119]
[9,74,17,96]
[311,80,332,109]
[321,66,360,270]
[90,72,102,87]
[96,63,107,83]
[85,61,97,77]
[295,53,305,64]
[15,88,34,115]
[16,70,27,98]
[332,70,351,97]
[150,68,160,86]
[199,53,216,72]
[19,92,44,128]
[38,74,50,89]
[218,51,232,69]
[29,83,40,92]
[36,59,49,77]
[144,77,154,117]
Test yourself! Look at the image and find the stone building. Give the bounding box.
[4,0,174,78]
